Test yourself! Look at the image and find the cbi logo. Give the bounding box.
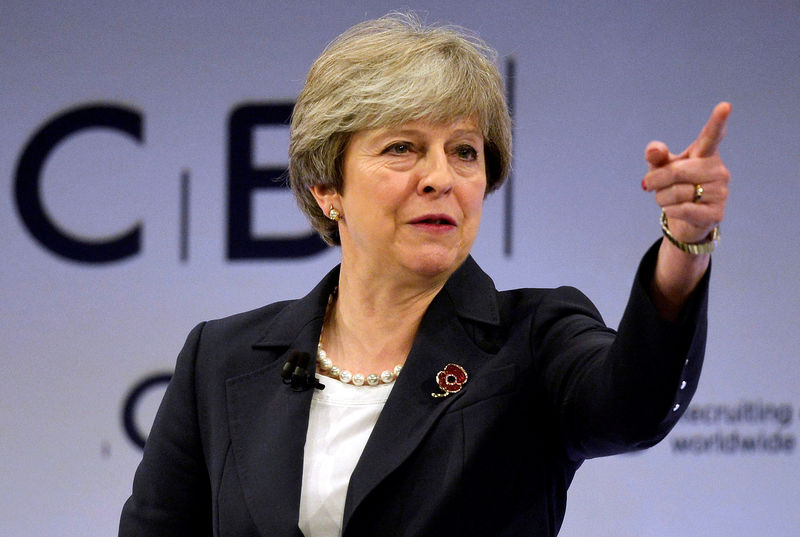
[13,102,327,264]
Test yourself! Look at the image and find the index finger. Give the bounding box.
[691,101,732,157]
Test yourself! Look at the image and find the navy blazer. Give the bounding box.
[120,242,708,537]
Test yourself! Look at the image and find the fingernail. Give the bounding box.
[641,179,647,191]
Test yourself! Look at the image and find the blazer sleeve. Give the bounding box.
[533,239,709,461]
[119,322,213,537]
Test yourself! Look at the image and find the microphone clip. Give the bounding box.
[281,350,325,391]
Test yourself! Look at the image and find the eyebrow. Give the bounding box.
[376,127,483,139]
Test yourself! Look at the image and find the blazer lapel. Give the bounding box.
[225,267,338,537]
[342,256,501,530]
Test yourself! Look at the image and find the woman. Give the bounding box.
[120,13,730,537]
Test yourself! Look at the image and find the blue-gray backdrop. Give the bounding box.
[2,1,798,535]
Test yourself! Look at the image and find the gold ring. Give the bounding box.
[693,184,704,203]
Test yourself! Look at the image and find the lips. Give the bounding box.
[409,214,456,226]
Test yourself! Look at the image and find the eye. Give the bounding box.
[455,144,478,161]
[384,142,412,155]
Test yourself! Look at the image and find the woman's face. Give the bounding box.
[331,116,487,282]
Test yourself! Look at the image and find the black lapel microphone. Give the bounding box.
[281,350,325,391]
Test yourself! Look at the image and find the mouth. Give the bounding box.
[410,214,456,226]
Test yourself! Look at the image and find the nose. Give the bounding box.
[417,146,454,196]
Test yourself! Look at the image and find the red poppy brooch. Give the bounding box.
[432,363,468,398]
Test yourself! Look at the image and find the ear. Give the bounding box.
[309,184,341,215]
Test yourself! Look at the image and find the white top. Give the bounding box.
[298,374,394,537]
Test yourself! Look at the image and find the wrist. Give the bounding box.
[660,210,720,255]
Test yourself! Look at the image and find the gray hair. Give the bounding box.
[289,12,512,245]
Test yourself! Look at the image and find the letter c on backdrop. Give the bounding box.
[14,103,143,263]
[122,372,172,450]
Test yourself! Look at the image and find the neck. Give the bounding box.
[323,255,453,373]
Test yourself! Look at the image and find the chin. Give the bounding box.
[404,248,467,279]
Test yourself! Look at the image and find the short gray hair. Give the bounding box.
[289,12,512,245]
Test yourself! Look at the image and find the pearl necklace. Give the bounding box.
[316,343,403,386]
[316,288,403,386]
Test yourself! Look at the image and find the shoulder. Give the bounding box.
[169,300,299,382]
[175,265,338,384]
[200,300,296,343]
[491,287,608,353]
[448,256,603,327]
[196,264,340,348]
[498,285,603,322]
